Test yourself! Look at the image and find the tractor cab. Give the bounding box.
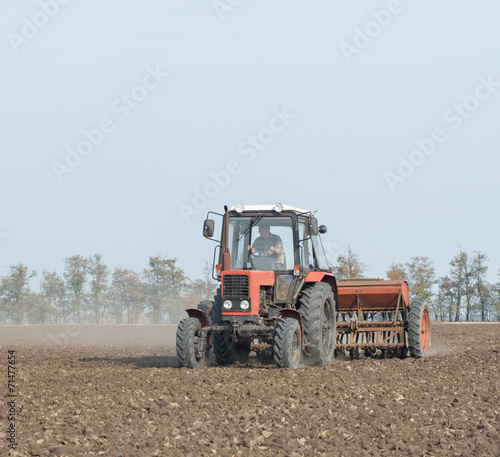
[204,204,329,273]
[204,203,330,308]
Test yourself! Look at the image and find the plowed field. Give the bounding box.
[1,323,499,456]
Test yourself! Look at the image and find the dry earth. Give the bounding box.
[0,323,499,457]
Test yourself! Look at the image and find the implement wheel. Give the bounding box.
[273,318,301,369]
[408,298,431,358]
[176,318,205,369]
[298,282,336,365]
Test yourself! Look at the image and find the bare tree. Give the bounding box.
[386,263,407,280]
[449,250,467,321]
[436,276,456,322]
[433,278,450,321]
[143,255,187,323]
[471,252,490,321]
[494,270,500,321]
[386,257,435,302]
[88,254,110,323]
[0,263,36,324]
[187,261,218,302]
[63,255,88,323]
[40,270,70,323]
[334,246,368,279]
[109,268,145,324]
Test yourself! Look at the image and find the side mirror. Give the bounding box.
[309,218,318,236]
[203,219,215,238]
[319,225,327,234]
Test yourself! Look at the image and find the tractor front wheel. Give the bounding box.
[211,287,251,365]
[176,318,206,369]
[235,339,251,363]
[212,289,236,366]
[213,332,237,365]
[273,318,301,369]
[213,335,251,365]
[408,298,431,357]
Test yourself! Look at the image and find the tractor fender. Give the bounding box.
[185,308,211,348]
[304,272,338,310]
[186,308,208,328]
[305,272,338,292]
[280,308,305,350]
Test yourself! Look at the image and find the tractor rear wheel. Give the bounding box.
[273,318,301,369]
[176,318,205,369]
[408,298,431,357]
[298,283,336,365]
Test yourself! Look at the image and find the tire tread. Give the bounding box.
[298,283,336,365]
[176,318,204,368]
[408,298,429,358]
[273,318,301,369]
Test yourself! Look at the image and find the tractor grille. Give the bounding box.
[223,274,249,297]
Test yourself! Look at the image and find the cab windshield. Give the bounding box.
[228,216,293,271]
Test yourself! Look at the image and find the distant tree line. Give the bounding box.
[333,246,500,322]
[0,255,216,325]
[1,248,499,324]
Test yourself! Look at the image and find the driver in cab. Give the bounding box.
[248,222,285,270]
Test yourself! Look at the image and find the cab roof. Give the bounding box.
[230,204,310,214]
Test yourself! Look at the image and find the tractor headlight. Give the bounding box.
[240,300,250,310]
[223,300,233,310]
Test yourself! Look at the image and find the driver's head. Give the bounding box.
[258,223,271,239]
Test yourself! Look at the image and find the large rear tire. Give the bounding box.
[273,318,301,369]
[298,283,336,365]
[408,298,431,358]
[176,318,205,369]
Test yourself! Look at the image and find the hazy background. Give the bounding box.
[1,1,499,284]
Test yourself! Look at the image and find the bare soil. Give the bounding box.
[0,323,499,456]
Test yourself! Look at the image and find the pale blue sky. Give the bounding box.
[1,1,499,285]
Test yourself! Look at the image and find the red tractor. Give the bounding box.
[176,204,430,368]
